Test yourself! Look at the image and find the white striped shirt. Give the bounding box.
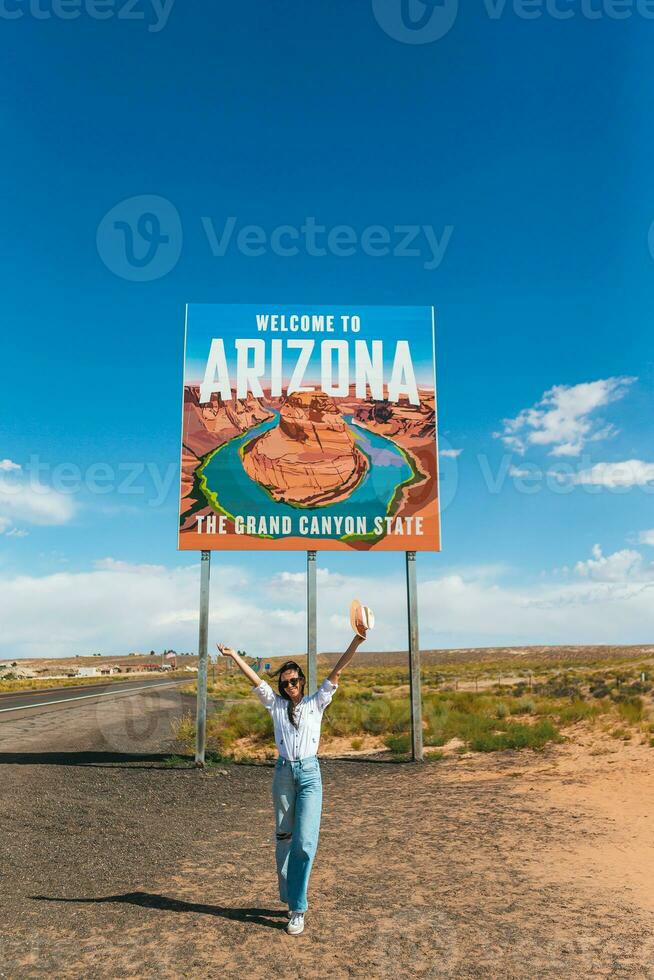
[251,677,338,761]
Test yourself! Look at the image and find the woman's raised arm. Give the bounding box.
[216,644,262,687]
[327,631,366,686]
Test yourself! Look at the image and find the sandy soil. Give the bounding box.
[1,688,653,979]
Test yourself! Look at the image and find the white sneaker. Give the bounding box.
[287,912,305,935]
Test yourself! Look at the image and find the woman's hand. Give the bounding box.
[217,644,262,687]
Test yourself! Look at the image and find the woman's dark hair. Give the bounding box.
[270,660,305,729]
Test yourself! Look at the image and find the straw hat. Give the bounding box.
[350,599,375,638]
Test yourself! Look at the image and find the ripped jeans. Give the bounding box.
[271,756,322,913]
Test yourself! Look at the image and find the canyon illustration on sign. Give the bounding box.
[178,304,440,552]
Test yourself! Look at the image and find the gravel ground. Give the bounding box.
[1,684,653,979]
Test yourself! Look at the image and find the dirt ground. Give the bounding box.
[1,685,653,979]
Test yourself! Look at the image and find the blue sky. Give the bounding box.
[1,2,654,657]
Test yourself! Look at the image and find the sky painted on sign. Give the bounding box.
[183,303,436,387]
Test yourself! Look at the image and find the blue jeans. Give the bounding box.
[272,756,322,913]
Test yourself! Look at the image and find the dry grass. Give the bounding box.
[174,655,654,760]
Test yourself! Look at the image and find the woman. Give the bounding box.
[217,615,368,936]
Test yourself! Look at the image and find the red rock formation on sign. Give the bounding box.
[184,387,273,454]
[343,390,436,442]
[242,391,368,507]
[180,388,274,513]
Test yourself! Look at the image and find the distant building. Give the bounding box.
[77,667,100,677]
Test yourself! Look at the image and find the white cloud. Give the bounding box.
[564,460,654,488]
[0,459,21,472]
[0,560,295,659]
[508,465,537,478]
[638,530,654,547]
[0,477,76,534]
[439,449,463,459]
[92,557,167,574]
[5,527,29,538]
[496,376,635,457]
[2,548,654,660]
[574,544,647,582]
[270,568,347,592]
[0,517,12,534]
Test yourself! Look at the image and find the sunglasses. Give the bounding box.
[280,677,302,689]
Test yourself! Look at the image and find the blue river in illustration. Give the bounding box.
[199,412,413,540]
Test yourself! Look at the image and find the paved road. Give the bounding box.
[0,677,198,756]
[0,677,192,716]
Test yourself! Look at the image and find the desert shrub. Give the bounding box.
[510,698,536,715]
[350,737,364,750]
[172,710,195,745]
[424,732,448,746]
[623,680,652,695]
[470,720,560,753]
[535,674,582,699]
[384,733,411,754]
[444,710,497,743]
[221,703,270,740]
[388,700,411,733]
[556,700,605,725]
[510,682,530,697]
[496,702,509,719]
[206,726,240,754]
[324,700,362,736]
[617,698,644,725]
[362,701,391,734]
[422,702,448,746]
[450,691,478,714]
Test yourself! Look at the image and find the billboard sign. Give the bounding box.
[178,304,440,552]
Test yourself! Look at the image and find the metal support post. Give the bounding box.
[406,550,423,761]
[307,550,317,695]
[195,550,211,766]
